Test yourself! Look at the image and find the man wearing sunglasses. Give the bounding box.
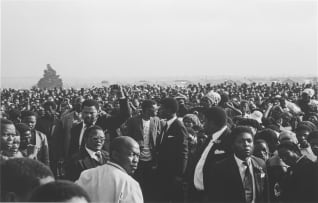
[65,125,109,181]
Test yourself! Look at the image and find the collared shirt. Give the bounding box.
[76,161,143,203]
[141,119,152,161]
[159,116,178,145]
[234,154,256,203]
[85,146,99,162]
[166,116,177,131]
[193,125,227,190]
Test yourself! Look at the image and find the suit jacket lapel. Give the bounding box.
[251,157,264,200]
[230,156,246,201]
[149,117,155,148]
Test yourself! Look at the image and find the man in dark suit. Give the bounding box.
[156,98,188,202]
[126,99,162,201]
[278,141,318,202]
[205,126,269,203]
[68,85,130,158]
[60,96,84,160]
[192,107,231,195]
[65,125,109,181]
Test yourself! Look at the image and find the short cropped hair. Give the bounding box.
[82,99,99,110]
[141,100,156,111]
[15,123,31,134]
[255,128,279,153]
[21,110,37,119]
[1,158,54,200]
[229,126,254,145]
[204,107,227,129]
[161,98,179,114]
[28,180,90,202]
[84,125,104,138]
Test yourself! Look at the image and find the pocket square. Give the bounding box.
[260,172,266,178]
[167,135,174,138]
[214,149,225,154]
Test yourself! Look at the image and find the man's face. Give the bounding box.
[86,129,105,151]
[201,98,212,108]
[82,106,98,125]
[278,148,299,166]
[10,136,21,153]
[20,130,32,148]
[1,124,17,150]
[74,98,84,113]
[22,116,37,130]
[233,132,254,160]
[301,93,311,103]
[116,143,140,175]
[158,106,170,119]
[183,118,193,128]
[253,142,269,161]
[296,129,310,148]
[203,118,217,135]
[147,105,158,117]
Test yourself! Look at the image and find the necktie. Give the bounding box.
[95,151,103,164]
[159,123,168,145]
[243,161,253,203]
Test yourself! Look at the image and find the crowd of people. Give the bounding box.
[1,81,318,203]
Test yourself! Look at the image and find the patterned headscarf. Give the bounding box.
[203,91,221,106]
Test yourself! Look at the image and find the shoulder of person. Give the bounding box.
[101,150,110,157]
[35,130,47,139]
[251,155,266,169]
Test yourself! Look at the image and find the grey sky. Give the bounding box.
[1,0,317,80]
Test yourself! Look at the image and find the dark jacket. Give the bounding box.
[65,149,109,181]
[205,155,270,203]
[68,98,130,158]
[281,156,318,203]
[126,115,162,158]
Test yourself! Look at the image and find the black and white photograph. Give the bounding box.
[1,0,318,202]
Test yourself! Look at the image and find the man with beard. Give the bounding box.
[205,126,269,203]
[68,85,130,158]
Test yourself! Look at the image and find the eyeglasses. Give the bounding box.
[92,137,106,142]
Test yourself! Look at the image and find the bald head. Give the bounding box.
[110,136,140,175]
[111,136,139,154]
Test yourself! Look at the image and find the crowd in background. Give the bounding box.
[1,81,318,202]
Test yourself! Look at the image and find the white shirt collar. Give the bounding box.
[166,116,177,130]
[234,154,251,168]
[85,146,99,161]
[211,125,227,142]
